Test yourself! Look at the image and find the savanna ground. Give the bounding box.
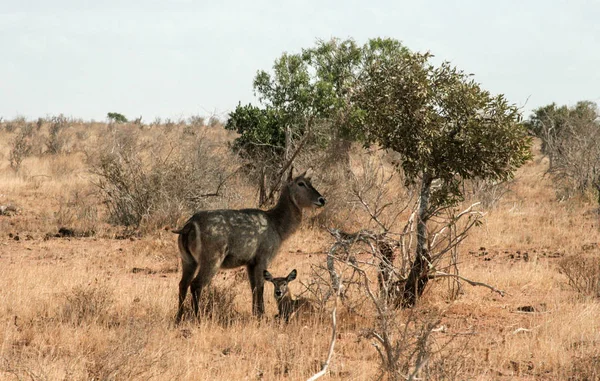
[1,118,599,380]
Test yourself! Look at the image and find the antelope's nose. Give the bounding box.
[275,291,283,297]
[317,197,326,206]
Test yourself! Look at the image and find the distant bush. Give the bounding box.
[88,126,233,231]
[188,115,205,127]
[59,283,114,326]
[55,190,99,236]
[208,116,221,128]
[559,255,600,297]
[107,112,128,124]
[526,101,600,202]
[9,124,34,171]
[45,114,71,154]
[4,116,26,133]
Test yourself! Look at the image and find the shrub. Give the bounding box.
[9,124,34,171]
[55,190,99,236]
[60,283,114,326]
[88,126,233,231]
[107,112,128,123]
[208,115,221,128]
[45,114,71,154]
[4,116,26,133]
[188,115,205,127]
[526,101,600,202]
[559,256,600,297]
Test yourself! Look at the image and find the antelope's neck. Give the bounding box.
[266,186,302,241]
[277,294,295,312]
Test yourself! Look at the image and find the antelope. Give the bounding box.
[263,269,316,322]
[173,170,325,323]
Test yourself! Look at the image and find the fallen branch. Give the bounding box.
[430,271,506,297]
[306,298,338,381]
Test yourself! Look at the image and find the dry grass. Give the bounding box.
[1,122,600,380]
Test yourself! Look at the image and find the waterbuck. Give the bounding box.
[173,171,325,323]
[263,269,316,322]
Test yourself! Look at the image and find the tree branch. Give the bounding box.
[261,116,314,206]
[306,300,338,381]
[430,271,506,297]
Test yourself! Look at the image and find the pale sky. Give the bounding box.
[1,0,599,122]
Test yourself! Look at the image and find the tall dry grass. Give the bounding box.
[1,119,600,380]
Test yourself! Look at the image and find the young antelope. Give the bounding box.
[263,269,316,322]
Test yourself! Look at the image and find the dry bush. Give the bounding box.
[187,114,205,127]
[59,283,114,326]
[207,116,221,128]
[465,178,512,209]
[318,242,466,381]
[4,116,26,133]
[75,128,90,142]
[87,125,235,231]
[570,354,600,380]
[559,255,600,297]
[9,124,34,171]
[45,114,72,155]
[311,155,490,379]
[82,324,172,381]
[55,190,100,235]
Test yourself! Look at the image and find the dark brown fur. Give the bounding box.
[174,172,325,323]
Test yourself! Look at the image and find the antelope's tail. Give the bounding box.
[174,221,197,264]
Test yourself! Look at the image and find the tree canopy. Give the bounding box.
[354,41,531,306]
[526,101,600,200]
[227,37,532,306]
[356,48,531,208]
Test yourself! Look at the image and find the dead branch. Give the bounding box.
[430,271,506,297]
[309,237,342,381]
[188,168,240,200]
[262,116,314,206]
[306,299,338,381]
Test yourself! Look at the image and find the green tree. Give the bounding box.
[107,112,128,124]
[225,104,284,204]
[226,103,284,157]
[524,103,569,162]
[227,38,371,203]
[356,45,531,307]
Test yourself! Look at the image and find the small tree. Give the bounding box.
[526,101,600,201]
[225,104,284,204]
[9,124,34,171]
[46,114,70,154]
[356,45,531,307]
[227,38,369,204]
[107,112,128,124]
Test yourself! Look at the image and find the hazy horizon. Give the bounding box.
[2,0,599,122]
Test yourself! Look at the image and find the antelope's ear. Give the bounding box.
[304,168,314,181]
[287,269,297,282]
[287,166,294,183]
[263,270,273,282]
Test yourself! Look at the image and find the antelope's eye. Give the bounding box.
[298,182,306,187]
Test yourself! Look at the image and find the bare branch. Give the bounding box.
[430,271,506,297]
[262,116,314,206]
[306,300,338,381]
[188,168,240,200]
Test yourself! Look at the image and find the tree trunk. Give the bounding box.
[258,166,267,206]
[377,238,396,300]
[284,125,293,180]
[400,172,433,308]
